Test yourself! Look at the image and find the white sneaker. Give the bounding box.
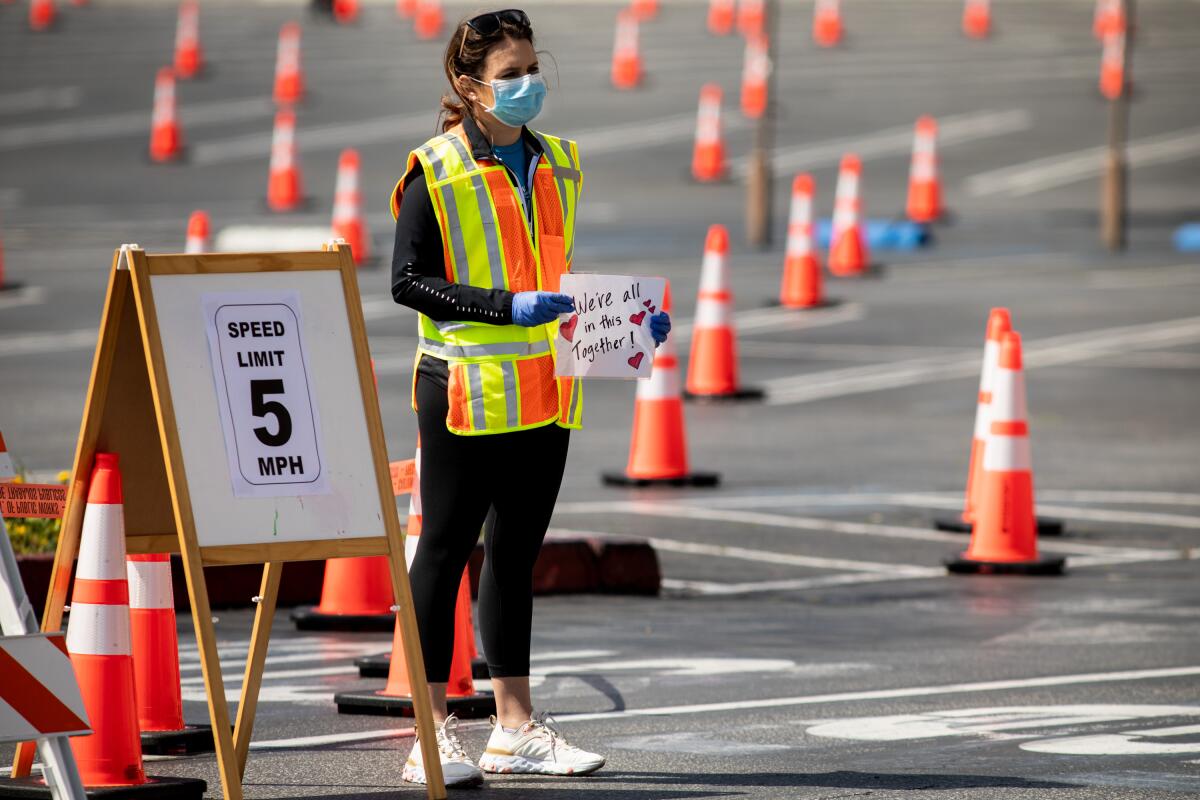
[478,711,606,776]
[403,714,484,788]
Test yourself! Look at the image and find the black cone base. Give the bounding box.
[355,652,391,678]
[140,724,214,756]
[934,516,1065,537]
[0,776,207,799]
[335,689,495,719]
[290,606,396,632]
[944,554,1067,576]
[601,471,721,488]
[683,386,766,403]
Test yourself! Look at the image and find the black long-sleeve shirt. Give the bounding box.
[390,116,543,388]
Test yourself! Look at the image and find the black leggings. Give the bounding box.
[410,375,570,681]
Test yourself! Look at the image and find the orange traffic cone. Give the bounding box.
[611,10,642,90]
[603,284,721,487]
[331,149,371,266]
[1093,0,1126,39]
[828,153,869,277]
[686,225,764,402]
[291,555,394,630]
[906,116,943,224]
[65,454,207,795]
[737,0,764,36]
[691,84,726,183]
[267,110,304,212]
[1099,30,1126,100]
[332,0,359,24]
[127,553,214,755]
[413,0,442,41]
[779,174,823,308]
[149,68,184,163]
[396,0,417,18]
[173,0,203,79]
[813,0,842,47]
[962,0,991,39]
[29,0,55,31]
[184,210,209,254]
[708,0,735,35]
[946,333,1066,575]
[630,0,658,21]
[273,22,304,106]
[335,442,496,718]
[740,33,769,120]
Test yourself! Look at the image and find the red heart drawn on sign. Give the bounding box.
[648,306,656,314]
[560,314,579,341]
[628,351,645,370]
[643,299,653,308]
[629,311,646,325]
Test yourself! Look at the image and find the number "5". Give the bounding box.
[250,379,293,447]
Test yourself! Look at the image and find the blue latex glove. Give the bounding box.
[649,311,671,347]
[511,291,575,326]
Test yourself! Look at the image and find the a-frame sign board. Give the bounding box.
[12,244,446,799]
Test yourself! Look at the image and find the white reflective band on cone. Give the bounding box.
[972,340,1000,438]
[694,297,733,329]
[698,252,728,293]
[984,435,1032,472]
[788,195,812,226]
[77,504,127,581]
[404,532,419,568]
[66,602,133,656]
[989,369,1028,423]
[637,341,682,400]
[127,560,173,610]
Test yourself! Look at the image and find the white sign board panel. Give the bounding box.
[554,273,666,379]
[150,270,386,548]
[202,291,328,498]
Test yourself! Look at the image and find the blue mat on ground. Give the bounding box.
[817,219,931,251]
[1173,223,1200,252]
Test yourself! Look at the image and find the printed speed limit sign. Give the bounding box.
[202,291,327,497]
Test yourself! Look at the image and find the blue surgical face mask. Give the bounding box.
[472,72,546,128]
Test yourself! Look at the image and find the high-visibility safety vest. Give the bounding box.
[390,124,584,435]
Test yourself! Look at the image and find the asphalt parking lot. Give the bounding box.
[2,0,1198,797]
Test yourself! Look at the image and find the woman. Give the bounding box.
[390,8,671,788]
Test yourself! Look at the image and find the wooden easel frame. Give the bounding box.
[13,244,446,799]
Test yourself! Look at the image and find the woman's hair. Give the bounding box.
[440,12,535,132]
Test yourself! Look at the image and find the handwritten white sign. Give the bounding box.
[554,273,666,379]
[202,290,329,498]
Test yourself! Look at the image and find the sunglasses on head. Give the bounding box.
[465,8,530,37]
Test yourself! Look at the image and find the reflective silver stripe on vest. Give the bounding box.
[422,143,471,284]
[419,337,551,359]
[500,361,519,429]
[467,364,487,431]
[444,135,508,291]
[533,132,577,266]
[433,319,471,334]
[568,375,581,422]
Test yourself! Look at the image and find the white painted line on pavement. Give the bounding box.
[554,665,1200,724]
[0,87,81,116]
[179,664,356,685]
[0,97,275,151]
[0,285,47,310]
[251,728,414,750]
[1089,264,1200,290]
[674,301,865,339]
[644,536,934,575]
[0,328,96,358]
[730,109,1032,179]
[966,126,1200,198]
[1085,351,1200,370]
[640,489,1200,510]
[1039,490,1200,508]
[663,571,940,596]
[762,315,1200,405]
[554,501,1170,558]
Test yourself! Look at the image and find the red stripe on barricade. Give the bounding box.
[0,646,89,735]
